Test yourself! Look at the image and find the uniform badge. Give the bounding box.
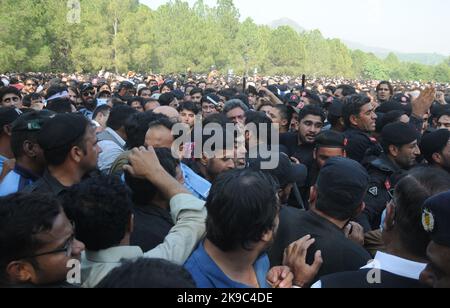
[368,187,378,197]
[422,208,435,233]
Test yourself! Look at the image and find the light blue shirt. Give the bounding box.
[0,170,21,196]
[98,128,126,173]
[184,241,271,289]
[0,155,7,175]
[180,163,211,201]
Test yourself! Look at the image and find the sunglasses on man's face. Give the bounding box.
[83,91,95,97]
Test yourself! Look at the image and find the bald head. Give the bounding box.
[154,106,180,123]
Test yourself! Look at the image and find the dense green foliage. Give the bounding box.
[1,0,449,81]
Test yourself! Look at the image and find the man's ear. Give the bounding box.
[3,124,12,136]
[6,261,35,285]
[261,228,274,244]
[128,214,135,234]
[309,185,318,207]
[349,115,359,127]
[388,145,399,158]
[22,141,37,158]
[70,146,83,164]
[355,202,366,217]
[432,152,443,165]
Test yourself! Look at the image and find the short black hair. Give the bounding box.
[62,175,133,252]
[125,148,178,206]
[0,86,21,101]
[0,193,62,286]
[272,104,293,123]
[376,110,406,133]
[127,96,146,108]
[160,83,174,92]
[315,130,346,149]
[394,167,450,258]
[298,104,326,122]
[190,88,203,97]
[342,94,372,128]
[106,105,137,131]
[178,101,199,114]
[206,169,279,252]
[138,87,151,96]
[93,105,112,120]
[125,112,170,149]
[96,258,196,288]
[46,98,73,114]
[335,85,356,97]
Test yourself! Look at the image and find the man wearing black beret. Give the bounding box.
[23,113,101,198]
[420,191,450,288]
[361,122,421,231]
[420,129,450,173]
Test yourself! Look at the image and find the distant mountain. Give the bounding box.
[268,18,446,66]
[343,40,447,66]
[269,18,305,33]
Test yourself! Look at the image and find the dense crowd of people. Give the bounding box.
[0,70,450,288]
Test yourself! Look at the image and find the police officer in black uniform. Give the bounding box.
[342,94,380,163]
[360,122,421,231]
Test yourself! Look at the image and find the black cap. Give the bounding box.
[12,110,55,132]
[0,107,22,128]
[202,94,220,106]
[381,122,419,147]
[390,93,411,104]
[38,113,90,151]
[420,129,450,164]
[80,82,94,93]
[247,153,307,188]
[315,130,346,149]
[317,157,369,209]
[422,191,450,247]
[377,101,412,116]
[119,81,135,90]
[158,93,176,106]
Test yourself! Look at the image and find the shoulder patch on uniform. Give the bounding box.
[368,186,378,197]
[422,208,435,233]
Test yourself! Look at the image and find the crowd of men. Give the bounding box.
[0,71,450,288]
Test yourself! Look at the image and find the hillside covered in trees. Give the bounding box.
[0,0,449,81]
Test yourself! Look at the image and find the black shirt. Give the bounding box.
[22,170,68,198]
[130,205,174,252]
[344,127,381,163]
[269,206,372,283]
[280,132,315,169]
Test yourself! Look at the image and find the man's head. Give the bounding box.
[178,102,199,128]
[437,110,450,131]
[381,122,420,170]
[93,105,112,130]
[342,94,377,132]
[0,87,22,108]
[106,105,137,141]
[223,99,249,125]
[206,169,279,252]
[334,85,356,100]
[79,83,97,111]
[126,112,171,149]
[145,118,174,149]
[268,105,292,133]
[201,94,220,118]
[420,130,450,171]
[297,105,325,144]
[312,157,369,222]
[62,175,133,252]
[190,88,203,105]
[376,81,394,102]
[158,93,179,109]
[23,78,37,95]
[38,113,100,173]
[420,191,450,288]
[117,81,136,98]
[153,106,180,123]
[10,110,55,172]
[0,107,22,145]
[0,193,84,287]
[314,130,347,169]
[383,167,450,261]
[125,148,178,206]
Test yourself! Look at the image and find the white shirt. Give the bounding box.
[311,251,427,288]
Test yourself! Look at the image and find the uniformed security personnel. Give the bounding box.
[420,191,450,288]
[360,122,421,231]
[0,110,55,196]
[342,94,381,164]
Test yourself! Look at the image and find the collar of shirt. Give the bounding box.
[188,240,270,288]
[361,251,427,280]
[14,164,40,182]
[42,170,69,196]
[104,127,126,148]
[85,246,144,263]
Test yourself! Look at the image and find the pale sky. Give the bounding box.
[141,0,450,55]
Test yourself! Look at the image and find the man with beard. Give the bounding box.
[361,122,421,231]
[420,129,450,172]
[78,83,97,120]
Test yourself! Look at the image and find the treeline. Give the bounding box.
[1,0,449,81]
